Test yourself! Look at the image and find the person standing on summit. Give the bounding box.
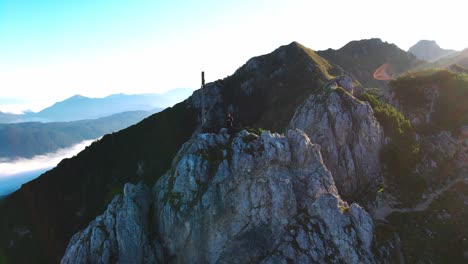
[226,113,234,133]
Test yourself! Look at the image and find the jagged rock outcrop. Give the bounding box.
[154,129,376,263]
[189,83,224,134]
[324,76,355,94]
[290,87,384,198]
[61,183,161,264]
[63,129,377,263]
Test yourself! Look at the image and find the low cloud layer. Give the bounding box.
[0,139,97,196]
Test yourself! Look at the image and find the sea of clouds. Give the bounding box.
[0,139,96,197]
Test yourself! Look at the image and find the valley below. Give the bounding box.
[0,139,96,197]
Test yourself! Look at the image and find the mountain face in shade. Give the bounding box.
[408,40,456,62]
[190,41,343,134]
[318,38,421,89]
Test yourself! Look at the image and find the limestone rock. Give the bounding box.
[153,129,377,263]
[289,87,384,198]
[63,129,377,263]
[61,183,161,264]
[324,76,355,94]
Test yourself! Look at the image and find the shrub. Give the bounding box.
[390,69,468,133]
[359,93,422,188]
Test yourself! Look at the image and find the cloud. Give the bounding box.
[0,138,97,196]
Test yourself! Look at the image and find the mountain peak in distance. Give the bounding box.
[408,40,456,62]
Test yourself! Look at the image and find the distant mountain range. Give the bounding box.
[408,40,468,70]
[0,88,193,123]
[0,110,158,159]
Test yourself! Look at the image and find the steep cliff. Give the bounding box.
[62,129,377,263]
[61,183,159,264]
[290,82,384,199]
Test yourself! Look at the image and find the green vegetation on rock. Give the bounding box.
[391,69,468,133]
[359,92,424,198]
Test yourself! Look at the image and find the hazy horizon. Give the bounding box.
[0,87,194,114]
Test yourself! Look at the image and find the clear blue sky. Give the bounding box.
[0,0,467,112]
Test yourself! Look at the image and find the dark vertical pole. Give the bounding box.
[202,71,205,88]
[201,71,206,127]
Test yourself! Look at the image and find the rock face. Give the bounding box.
[61,183,161,264]
[290,87,384,198]
[324,76,355,94]
[189,82,224,134]
[63,129,377,263]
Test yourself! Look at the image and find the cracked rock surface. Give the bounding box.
[63,129,377,263]
[290,88,384,198]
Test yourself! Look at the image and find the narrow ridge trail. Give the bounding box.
[373,178,468,221]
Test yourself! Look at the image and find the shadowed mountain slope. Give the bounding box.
[318,38,421,89]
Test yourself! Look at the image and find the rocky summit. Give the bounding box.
[62,129,376,263]
[290,80,384,199]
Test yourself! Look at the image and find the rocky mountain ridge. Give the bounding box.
[62,129,377,263]
[61,74,391,263]
[318,38,421,89]
[290,81,384,199]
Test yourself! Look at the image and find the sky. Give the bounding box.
[0,0,467,113]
